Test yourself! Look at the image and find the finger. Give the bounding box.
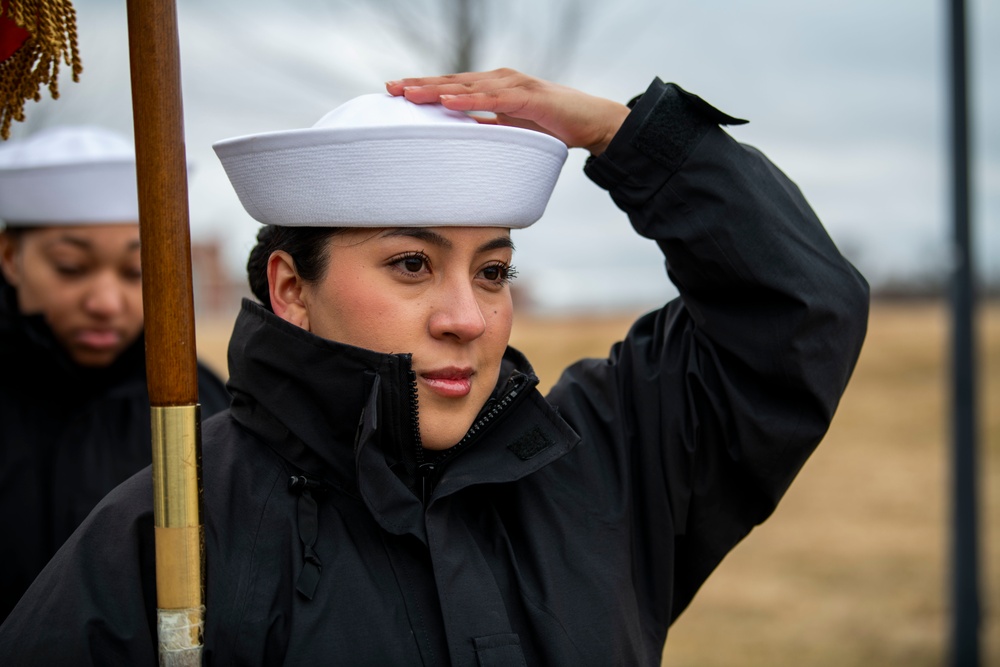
[388,68,535,103]
[386,77,470,98]
[436,90,533,117]
[386,69,514,97]
[466,115,499,126]
[493,113,549,137]
[440,107,553,141]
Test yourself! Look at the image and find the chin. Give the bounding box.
[420,435,462,452]
[418,400,481,451]
[420,421,473,451]
[70,349,122,368]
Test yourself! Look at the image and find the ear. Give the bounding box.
[267,250,311,330]
[0,232,21,287]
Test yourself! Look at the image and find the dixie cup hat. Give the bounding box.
[213,93,569,228]
[0,126,139,226]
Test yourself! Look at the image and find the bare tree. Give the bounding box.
[299,0,604,80]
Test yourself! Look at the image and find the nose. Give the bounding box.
[83,272,128,318]
[428,280,487,342]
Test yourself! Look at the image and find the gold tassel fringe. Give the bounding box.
[0,0,82,139]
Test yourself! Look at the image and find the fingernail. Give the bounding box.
[385,80,399,87]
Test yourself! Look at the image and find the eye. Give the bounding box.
[478,262,517,287]
[54,264,86,278]
[48,251,91,278]
[121,267,143,282]
[388,251,431,277]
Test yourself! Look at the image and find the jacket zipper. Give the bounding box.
[404,370,434,503]
[412,372,529,504]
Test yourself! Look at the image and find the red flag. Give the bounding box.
[0,1,30,63]
[0,0,82,139]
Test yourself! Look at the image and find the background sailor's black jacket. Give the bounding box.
[0,274,231,624]
[0,79,869,666]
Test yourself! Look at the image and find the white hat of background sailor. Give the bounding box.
[0,126,139,226]
[213,93,569,228]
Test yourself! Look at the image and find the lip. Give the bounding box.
[419,367,474,398]
[74,328,123,350]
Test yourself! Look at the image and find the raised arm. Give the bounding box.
[571,76,870,622]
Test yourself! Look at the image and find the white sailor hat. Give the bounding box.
[213,93,568,228]
[0,126,139,226]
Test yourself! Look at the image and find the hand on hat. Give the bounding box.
[385,68,630,157]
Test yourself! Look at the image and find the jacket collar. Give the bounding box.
[226,299,581,538]
[226,299,415,492]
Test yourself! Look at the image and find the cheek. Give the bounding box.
[13,283,46,314]
[124,282,145,331]
[360,294,424,351]
[314,277,416,350]
[18,277,71,320]
[34,292,83,346]
[485,298,514,347]
[6,261,47,314]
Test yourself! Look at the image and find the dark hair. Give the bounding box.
[246,225,343,311]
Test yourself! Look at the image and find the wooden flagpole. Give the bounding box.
[125,1,205,664]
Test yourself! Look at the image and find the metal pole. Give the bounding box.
[946,0,980,665]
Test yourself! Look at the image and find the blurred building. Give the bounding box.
[191,240,250,320]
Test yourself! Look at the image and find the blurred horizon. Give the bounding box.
[4,0,998,314]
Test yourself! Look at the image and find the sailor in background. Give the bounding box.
[0,126,230,623]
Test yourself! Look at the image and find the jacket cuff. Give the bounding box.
[584,78,747,194]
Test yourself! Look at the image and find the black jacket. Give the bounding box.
[0,79,869,665]
[0,274,231,623]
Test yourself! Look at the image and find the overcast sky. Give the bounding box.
[8,0,998,312]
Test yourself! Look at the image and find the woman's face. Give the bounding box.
[271,226,516,451]
[0,224,144,367]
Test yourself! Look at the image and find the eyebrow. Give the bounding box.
[381,228,515,254]
[44,235,142,252]
[45,236,92,251]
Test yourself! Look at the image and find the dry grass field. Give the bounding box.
[195,300,999,666]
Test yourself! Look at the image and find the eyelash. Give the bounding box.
[387,252,518,286]
[482,261,518,286]
[387,251,431,277]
